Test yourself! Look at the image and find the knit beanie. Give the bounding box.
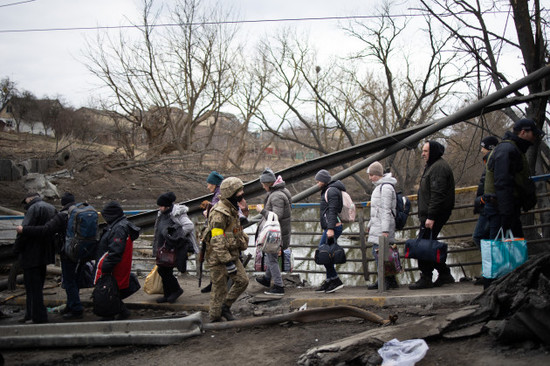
[259,168,276,183]
[157,192,176,207]
[315,169,331,184]
[480,136,499,150]
[206,171,224,186]
[101,201,124,224]
[367,162,384,177]
[61,192,75,206]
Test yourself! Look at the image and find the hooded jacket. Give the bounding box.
[96,216,140,290]
[367,173,397,244]
[13,197,57,269]
[257,176,293,249]
[319,180,346,230]
[417,141,455,223]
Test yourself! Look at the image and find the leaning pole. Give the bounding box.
[291,64,550,203]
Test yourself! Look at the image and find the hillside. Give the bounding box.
[0,131,233,212]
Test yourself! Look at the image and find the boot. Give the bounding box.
[408,275,433,290]
[433,273,455,287]
[386,276,399,289]
[221,304,235,321]
[201,282,212,293]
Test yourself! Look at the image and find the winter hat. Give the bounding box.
[367,162,384,177]
[61,192,75,206]
[315,169,331,184]
[260,168,276,183]
[480,136,498,150]
[157,192,176,207]
[206,171,224,186]
[101,201,124,224]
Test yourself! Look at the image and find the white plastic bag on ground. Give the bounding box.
[377,338,429,366]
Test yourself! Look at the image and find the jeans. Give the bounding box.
[472,213,490,248]
[319,225,343,280]
[61,258,83,314]
[264,251,284,287]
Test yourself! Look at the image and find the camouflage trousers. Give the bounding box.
[209,259,249,319]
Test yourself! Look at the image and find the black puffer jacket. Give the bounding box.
[485,131,536,214]
[319,180,345,230]
[21,203,72,255]
[473,151,491,214]
[417,141,455,223]
[13,197,57,269]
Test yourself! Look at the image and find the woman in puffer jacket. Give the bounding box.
[366,162,399,290]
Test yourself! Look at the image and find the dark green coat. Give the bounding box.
[418,157,455,224]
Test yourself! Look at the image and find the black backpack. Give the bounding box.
[92,274,121,317]
[381,183,411,230]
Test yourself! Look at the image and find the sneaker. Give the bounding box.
[62,312,83,320]
[408,276,433,290]
[325,278,344,293]
[433,273,455,287]
[167,288,184,303]
[367,282,379,290]
[255,276,271,288]
[264,285,284,296]
[156,296,168,303]
[315,280,330,293]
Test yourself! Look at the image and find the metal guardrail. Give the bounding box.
[131,187,550,284]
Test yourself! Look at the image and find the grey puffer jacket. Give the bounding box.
[367,174,397,244]
[258,179,292,249]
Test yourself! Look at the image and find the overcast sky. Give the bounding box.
[2,0,409,107]
[2,0,524,112]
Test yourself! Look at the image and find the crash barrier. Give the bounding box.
[132,185,550,285]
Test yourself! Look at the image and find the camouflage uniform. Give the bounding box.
[206,177,249,321]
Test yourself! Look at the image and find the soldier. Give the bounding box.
[205,177,249,322]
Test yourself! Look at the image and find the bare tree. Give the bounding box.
[84,0,239,159]
[1,77,17,111]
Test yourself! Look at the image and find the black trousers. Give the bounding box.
[157,265,181,297]
[23,265,48,323]
[417,214,451,279]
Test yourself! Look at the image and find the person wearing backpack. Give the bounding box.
[94,201,140,320]
[16,192,86,320]
[152,192,187,304]
[314,169,345,294]
[365,162,399,290]
[12,192,56,324]
[255,168,292,296]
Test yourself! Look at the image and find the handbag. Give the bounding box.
[481,228,527,279]
[404,230,448,263]
[144,265,164,294]
[256,211,282,254]
[314,237,347,265]
[156,242,176,267]
[92,273,121,317]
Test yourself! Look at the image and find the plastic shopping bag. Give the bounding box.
[481,228,527,279]
[144,265,164,294]
[378,338,429,366]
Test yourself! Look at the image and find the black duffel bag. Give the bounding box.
[404,230,448,263]
[314,237,347,265]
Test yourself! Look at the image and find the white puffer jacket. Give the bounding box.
[367,173,397,244]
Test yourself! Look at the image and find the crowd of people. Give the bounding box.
[10,118,543,323]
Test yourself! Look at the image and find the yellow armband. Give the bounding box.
[211,228,224,237]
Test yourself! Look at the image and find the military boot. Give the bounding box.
[221,304,235,321]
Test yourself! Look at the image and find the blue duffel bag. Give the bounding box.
[404,231,448,263]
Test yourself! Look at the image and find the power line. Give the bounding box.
[0,0,36,8]
[0,11,511,34]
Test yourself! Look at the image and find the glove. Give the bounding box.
[501,215,513,232]
[473,196,483,214]
[239,217,249,226]
[226,261,237,275]
[327,236,335,245]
